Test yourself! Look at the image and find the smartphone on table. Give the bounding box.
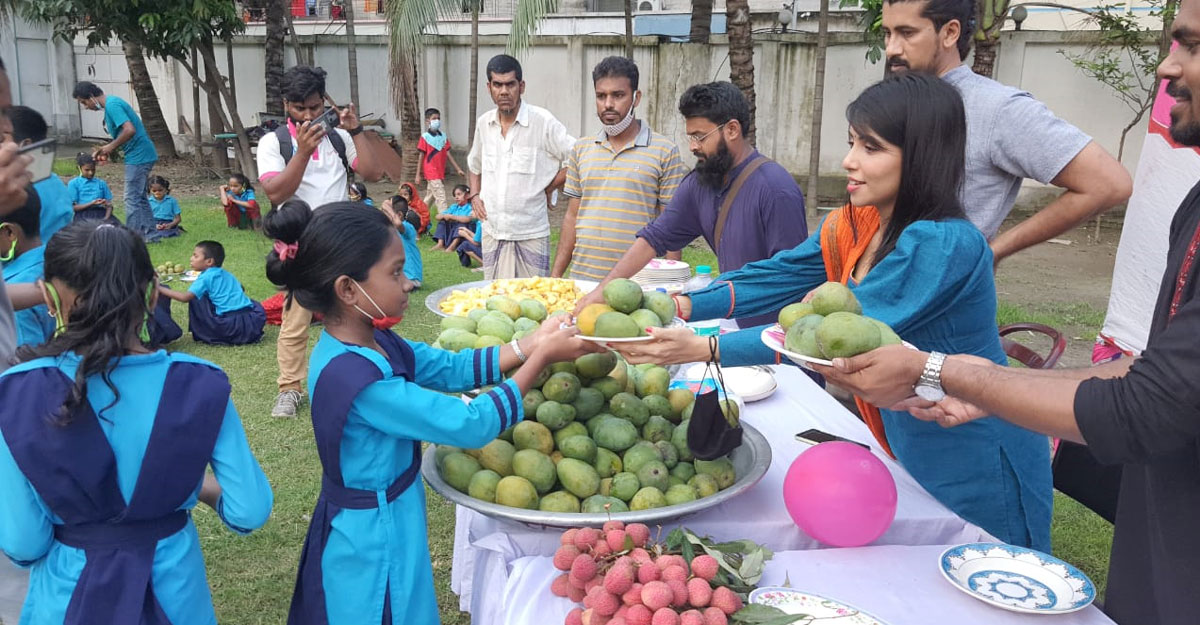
[795,428,871,450]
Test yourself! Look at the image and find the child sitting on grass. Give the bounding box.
[67,153,113,223]
[349,182,374,206]
[431,184,474,251]
[383,195,424,289]
[263,202,595,624]
[398,181,429,234]
[157,241,266,345]
[146,174,183,242]
[454,220,484,270]
[219,173,261,230]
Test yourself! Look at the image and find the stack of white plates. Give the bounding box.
[631,259,692,291]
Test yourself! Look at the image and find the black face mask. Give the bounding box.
[686,342,742,460]
[694,137,735,189]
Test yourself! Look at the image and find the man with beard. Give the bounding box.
[468,54,576,279]
[816,7,1200,623]
[574,81,807,326]
[552,56,687,280]
[882,0,1131,264]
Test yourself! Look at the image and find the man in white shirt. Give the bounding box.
[468,54,576,279]
[256,65,400,418]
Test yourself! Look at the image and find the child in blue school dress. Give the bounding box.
[146,174,183,241]
[157,240,267,345]
[0,220,274,625]
[66,153,113,222]
[263,202,597,625]
[382,194,424,289]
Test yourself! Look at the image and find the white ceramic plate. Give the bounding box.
[939,543,1096,614]
[683,363,777,402]
[749,587,891,624]
[760,323,833,366]
[571,317,688,343]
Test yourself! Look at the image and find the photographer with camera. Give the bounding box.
[257,65,402,418]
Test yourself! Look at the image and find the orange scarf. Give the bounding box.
[818,205,895,458]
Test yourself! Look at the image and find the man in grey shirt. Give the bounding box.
[881,0,1132,263]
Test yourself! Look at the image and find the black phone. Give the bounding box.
[20,138,57,182]
[311,107,341,133]
[795,428,871,450]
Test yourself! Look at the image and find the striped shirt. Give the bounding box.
[563,123,686,280]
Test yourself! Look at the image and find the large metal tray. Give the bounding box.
[421,421,772,530]
[422,278,593,317]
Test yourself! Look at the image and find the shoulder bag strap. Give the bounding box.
[713,155,770,251]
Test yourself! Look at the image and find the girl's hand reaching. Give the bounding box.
[528,317,604,364]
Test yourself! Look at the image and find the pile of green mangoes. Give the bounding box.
[435,295,558,352]
[156,262,187,275]
[575,278,677,338]
[435,351,741,514]
[780,282,901,360]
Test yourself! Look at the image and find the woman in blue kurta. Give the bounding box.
[0,220,273,625]
[263,202,597,624]
[611,75,1052,550]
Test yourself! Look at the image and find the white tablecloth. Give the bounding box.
[450,366,994,623]
[495,546,1116,625]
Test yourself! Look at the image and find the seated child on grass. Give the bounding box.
[431,184,474,251]
[454,220,484,270]
[157,241,266,345]
[0,186,54,346]
[219,173,261,230]
[398,182,429,234]
[67,153,113,223]
[146,174,183,242]
[383,195,424,289]
[349,182,374,206]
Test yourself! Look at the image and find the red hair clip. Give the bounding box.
[273,240,299,261]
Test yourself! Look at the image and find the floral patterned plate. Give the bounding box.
[748,587,890,624]
[939,543,1096,614]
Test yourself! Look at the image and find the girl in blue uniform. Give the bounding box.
[264,202,595,625]
[146,174,183,241]
[0,220,274,625]
[66,153,113,222]
[0,186,55,347]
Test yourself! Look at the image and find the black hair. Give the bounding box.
[195,240,226,267]
[885,0,976,60]
[452,184,471,197]
[282,65,327,103]
[424,108,441,118]
[265,202,394,316]
[5,185,41,238]
[75,152,95,168]
[486,54,523,82]
[845,73,967,265]
[592,56,640,91]
[388,195,421,232]
[72,81,103,100]
[350,182,370,201]
[230,172,253,192]
[678,82,750,137]
[147,175,170,193]
[8,106,48,144]
[21,221,157,424]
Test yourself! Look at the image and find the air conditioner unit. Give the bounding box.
[636,0,662,12]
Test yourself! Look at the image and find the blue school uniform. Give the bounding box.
[149,195,181,222]
[185,267,265,345]
[33,177,73,242]
[432,202,474,244]
[689,218,1053,551]
[289,330,520,625]
[399,222,424,285]
[0,350,273,625]
[229,189,256,213]
[456,221,483,267]
[66,176,112,222]
[2,246,54,347]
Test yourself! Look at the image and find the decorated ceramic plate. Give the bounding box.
[939,543,1096,614]
[748,587,891,624]
[571,317,688,343]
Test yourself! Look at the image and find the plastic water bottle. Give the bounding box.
[683,265,715,293]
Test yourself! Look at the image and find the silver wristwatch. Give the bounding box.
[914,351,946,402]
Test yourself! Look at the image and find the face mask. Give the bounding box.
[44,282,66,337]
[428,119,441,132]
[350,279,404,330]
[602,104,636,137]
[0,224,15,263]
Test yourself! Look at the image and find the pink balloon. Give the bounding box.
[782,441,898,547]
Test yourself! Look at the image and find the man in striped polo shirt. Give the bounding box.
[551,57,686,280]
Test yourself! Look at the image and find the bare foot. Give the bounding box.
[432,243,445,251]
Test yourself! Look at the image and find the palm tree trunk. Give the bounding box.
[286,11,311,66]
[391,48,422,183]
[469,1,480,142]
[690,0,713,44]
[624,0,635,59]
[345,0,360,106]
[971,37,999,77]
[121,40,177,159]
[727,0,756,145]
[970,0,1010,78]
[807,0,830,216]
[203,49,231,170]
[265,0,287,116]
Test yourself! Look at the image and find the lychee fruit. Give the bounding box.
[551,573,572,597]
[569,584,587,602]
[585,576,603,593]
[679,609,704,625]
[606,529,630,552]
[608,618,627,625]
[661,565,688,583]
[701,607,727,625]
[562,528,580,546]
[640,580,673,611]
[630,548,653,564]
[625,604,653,625]
[626,523,651,547]
[603,520,626,532]
[615,605,629,619]
[604,563,636,595]
[575,527,602,551]
[637,563,661,584]
[685,578,712,608]
[709,586,742,615]
[593,541,613,557]
[570,553,599,586]
[555,545,582,570]
[581,607,610,625]
[595,591,621,616]
[657,555,687,571]
[666,579,688,607]
[566,607,585,625]
[689,555,719,581]
[622,582,644,607]
[651,607,680,625]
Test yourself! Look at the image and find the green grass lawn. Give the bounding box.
[135,197,1110,624]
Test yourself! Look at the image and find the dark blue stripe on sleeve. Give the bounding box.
[499,382,521,430]
[484,389,506,435]
[486,346,496,384]
[472,349,483,388]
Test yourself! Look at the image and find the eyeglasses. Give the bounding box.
[685,123,727,146]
